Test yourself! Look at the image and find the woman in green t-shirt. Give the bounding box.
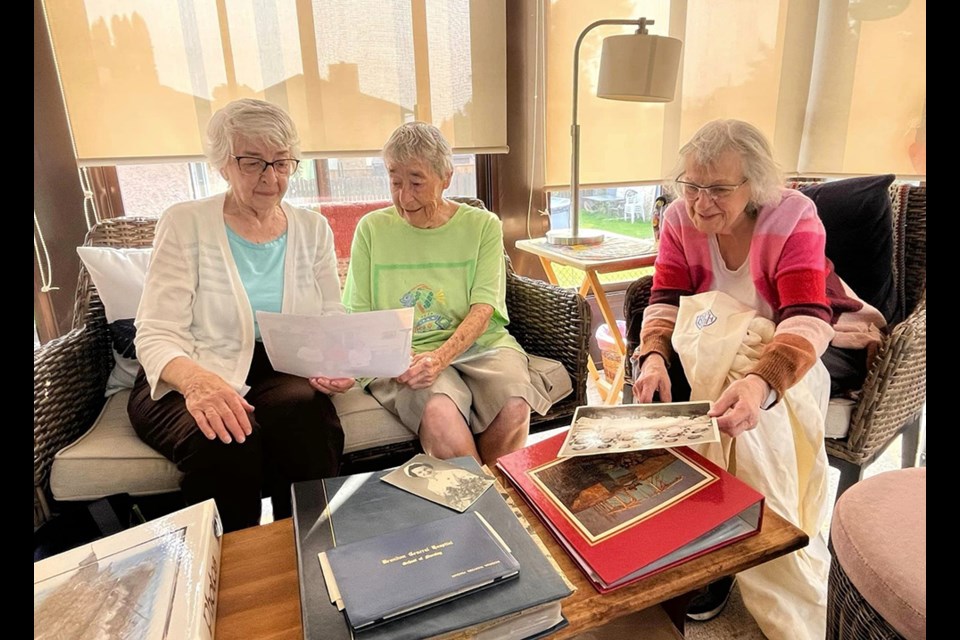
[342,123,553,465]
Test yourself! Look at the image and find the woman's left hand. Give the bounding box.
[309,376,355,395]
[708,375,770,437]
[397,352,446,389]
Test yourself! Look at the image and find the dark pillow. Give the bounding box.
[108,318,137,360]
[799,175,902,325]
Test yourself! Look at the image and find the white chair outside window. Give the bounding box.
[622,189,644,223]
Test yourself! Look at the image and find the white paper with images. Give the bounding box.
[257,308,414,379]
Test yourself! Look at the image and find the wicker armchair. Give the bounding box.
[34,207,590,531]
[34,219,154,531]
[623,184,926,500]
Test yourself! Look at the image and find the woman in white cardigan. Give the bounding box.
[129,99,353,532]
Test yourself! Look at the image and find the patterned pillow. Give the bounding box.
[76,247,152,395]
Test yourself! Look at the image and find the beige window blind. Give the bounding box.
[544,0,925,189]
[42,0,507,165]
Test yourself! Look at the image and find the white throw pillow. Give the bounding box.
[76,246,153,396]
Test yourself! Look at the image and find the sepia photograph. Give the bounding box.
[381,454,494,512]
[530,448,716,542]
[558,401,720,458]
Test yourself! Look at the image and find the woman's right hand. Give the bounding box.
[182,369,255,444]
[397,351,446,390]
[631,353,672,404]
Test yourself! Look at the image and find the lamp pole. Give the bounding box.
[551,17,655,246]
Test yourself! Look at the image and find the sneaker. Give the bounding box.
[686,575,736,622]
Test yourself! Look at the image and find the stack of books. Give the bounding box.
[33,499,223,640]
[497,429,765,593]
[291,456,574,640]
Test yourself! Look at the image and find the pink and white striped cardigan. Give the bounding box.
[639,188,884,401]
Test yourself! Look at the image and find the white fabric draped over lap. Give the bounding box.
[672,291,831,640]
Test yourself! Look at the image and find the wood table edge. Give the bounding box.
[490,467,808,639]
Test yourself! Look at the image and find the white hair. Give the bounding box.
[205,99,301,170]
[383,122,453,178]
[670,119,783,208]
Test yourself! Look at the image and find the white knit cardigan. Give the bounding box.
[134,192,345,400]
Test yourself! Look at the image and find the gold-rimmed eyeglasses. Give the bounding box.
[232,156,300,176]
[675,178,747,202]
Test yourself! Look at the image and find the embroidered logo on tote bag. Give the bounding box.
[695,309,718,330]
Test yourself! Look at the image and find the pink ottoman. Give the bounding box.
[828,467,926,639]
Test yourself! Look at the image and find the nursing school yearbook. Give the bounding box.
[497,430,764,593]
[291,456,573,640]
[320,511,520,631]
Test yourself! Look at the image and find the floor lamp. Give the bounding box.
[547,18,682,246]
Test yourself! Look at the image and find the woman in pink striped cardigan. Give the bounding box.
[630,119,883,639]
[633,119,883,428]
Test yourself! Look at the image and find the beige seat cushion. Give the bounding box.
[332,386,415,454]
[51,390,182,501]
[50,355,572,501]
[824,396,855,439]
[49,388,412,501]
[528,354,574,406]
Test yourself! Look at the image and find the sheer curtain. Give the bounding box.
[543,0,926,188]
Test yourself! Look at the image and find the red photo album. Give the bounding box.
[497,430,765,593]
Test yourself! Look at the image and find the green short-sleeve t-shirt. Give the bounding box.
[342,203,522,355]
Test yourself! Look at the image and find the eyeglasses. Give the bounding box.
[675,178,747,201]
[232,156,300,176]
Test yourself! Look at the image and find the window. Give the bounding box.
[114,155,477,217]
[545,184,663,288]
[547,185,662,242]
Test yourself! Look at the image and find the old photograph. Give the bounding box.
[381,454,494,512]
[558,401,720,458]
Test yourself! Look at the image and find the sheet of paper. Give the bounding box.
[257,308,413,379]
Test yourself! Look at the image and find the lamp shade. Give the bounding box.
[597,33,682,102]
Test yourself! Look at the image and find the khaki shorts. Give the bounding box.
[368,348,553,435]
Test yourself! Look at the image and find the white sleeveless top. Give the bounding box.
[708,235,774,321]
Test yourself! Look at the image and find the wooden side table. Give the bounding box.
[515,233,657,404]
[214,496,807,638]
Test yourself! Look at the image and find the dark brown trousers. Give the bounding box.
[128,343,344,532]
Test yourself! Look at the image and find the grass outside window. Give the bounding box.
[548,210,656,288]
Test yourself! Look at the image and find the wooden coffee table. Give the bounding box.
[215,469,807,639]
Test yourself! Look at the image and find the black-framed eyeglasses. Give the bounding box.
[232,155,300,176]
[675,178,748,201]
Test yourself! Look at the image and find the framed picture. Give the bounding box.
[530,447,717,542]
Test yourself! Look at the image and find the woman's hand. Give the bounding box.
[396,352,446,390]
[181,369,255,444]
[632,353,672,403]
[309,376,355,395]
[709,374,770,437]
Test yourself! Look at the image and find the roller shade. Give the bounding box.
[544,0,925,188]
[42,0,508,165]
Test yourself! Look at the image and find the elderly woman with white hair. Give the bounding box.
[129,98,353,532]
[629,119,885,638]
[342,122,554,466]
